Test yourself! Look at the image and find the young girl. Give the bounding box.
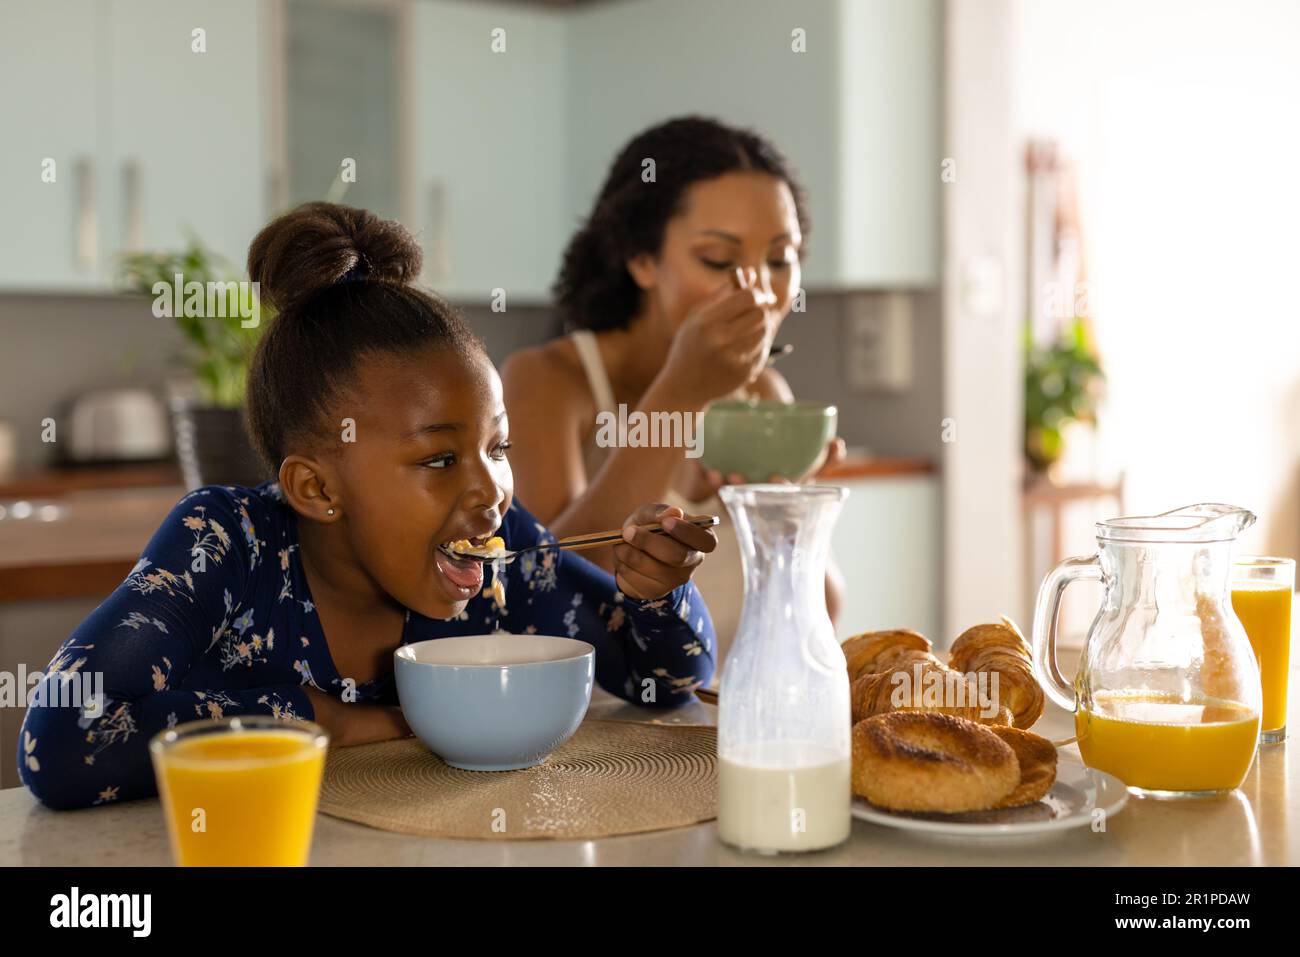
[19,202,717,810]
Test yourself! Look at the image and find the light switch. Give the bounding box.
[845,293,913,393]
[961,255,1004,319]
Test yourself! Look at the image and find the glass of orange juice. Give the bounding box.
[1231,557,1294,744]
[150,716,328,866]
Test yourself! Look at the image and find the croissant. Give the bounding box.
[841,629,931,683]
[843,631,1012,726]
[947,616,1044,729]
[851,670,1011,725]
[850,651,942,722]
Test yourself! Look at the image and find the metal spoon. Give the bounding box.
[730,268,793,367]
[440,514,720,565]
[767,343,794,366]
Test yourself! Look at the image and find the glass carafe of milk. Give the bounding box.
[717,484,851,853]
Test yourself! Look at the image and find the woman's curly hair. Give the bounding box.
[553,116,810,332]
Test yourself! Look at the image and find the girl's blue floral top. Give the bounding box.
[18,482,716,810]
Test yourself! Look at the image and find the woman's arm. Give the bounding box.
[502,281,775,567]
[501,346,700,572]
[17,488,313,810]
[504,343,845,624]
[502,501,717,706]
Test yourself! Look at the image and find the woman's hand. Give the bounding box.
[802,436,848,482]
[304,686,411,748]
[656,269,777,408]
[612,504,718,600]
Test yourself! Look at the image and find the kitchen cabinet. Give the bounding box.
[104,0,266,276]
[0,0,939,298]
[829,473,940,642]
[372,0,941,302]
[567,0,941,290]
[283,0,407,223]
[411,1,569,303]
[411,0,938,301]
[0,0,265,290]
[0,0,104,289]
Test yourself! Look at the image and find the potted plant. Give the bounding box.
[1023,317,1105,475]
[118,238,271,489]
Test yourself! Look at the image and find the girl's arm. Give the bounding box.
[303,686,409,748]
[502,502,717,707]
[17,488,312,810]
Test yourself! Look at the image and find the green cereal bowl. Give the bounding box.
[699,400,837,483]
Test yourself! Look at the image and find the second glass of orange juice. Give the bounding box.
[1232,557,1294,744]
[150,716,328,866]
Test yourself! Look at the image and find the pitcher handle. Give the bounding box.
[1031,553,1103,712]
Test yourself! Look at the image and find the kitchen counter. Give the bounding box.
[820,455,935,480]
[0,463,182,498]
[0,458,931,604]
[3,667,1298,867]
[0,484,184,601]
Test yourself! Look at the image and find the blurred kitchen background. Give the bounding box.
[2,0,1298,787]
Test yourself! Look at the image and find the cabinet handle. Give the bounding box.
[121,158,144,253]
[73,155,97,273]
[265,167,288,220]
[425,178,450,284]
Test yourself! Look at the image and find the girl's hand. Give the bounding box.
[304,686,411,748]
[656,269,777,408]
[612,504,718,600]
[699,437,848,489]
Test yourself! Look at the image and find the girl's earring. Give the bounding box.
[326,507,336,516]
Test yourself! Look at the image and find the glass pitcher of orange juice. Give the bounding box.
[1032,504,1262,797]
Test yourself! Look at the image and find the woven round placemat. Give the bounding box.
[318,719,717,840]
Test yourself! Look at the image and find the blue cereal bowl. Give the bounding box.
[394,634,595,771]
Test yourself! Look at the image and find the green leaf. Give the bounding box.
[1023,319,1106,465]
[115,234,264,408]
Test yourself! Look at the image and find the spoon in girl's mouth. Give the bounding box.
[433,546,485,593]
[439,515,719,566]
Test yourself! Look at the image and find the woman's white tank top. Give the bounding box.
[568,329,743,687]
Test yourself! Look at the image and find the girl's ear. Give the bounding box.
[625,252,657,291]
[278,455,340,522]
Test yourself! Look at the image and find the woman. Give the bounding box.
[502,116,844,676]
[18,202,717,810]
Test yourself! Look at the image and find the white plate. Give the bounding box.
[851,753,1128,838]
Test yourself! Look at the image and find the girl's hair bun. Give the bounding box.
[247,201,423,314]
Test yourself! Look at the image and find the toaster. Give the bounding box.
[59,387,172,464]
